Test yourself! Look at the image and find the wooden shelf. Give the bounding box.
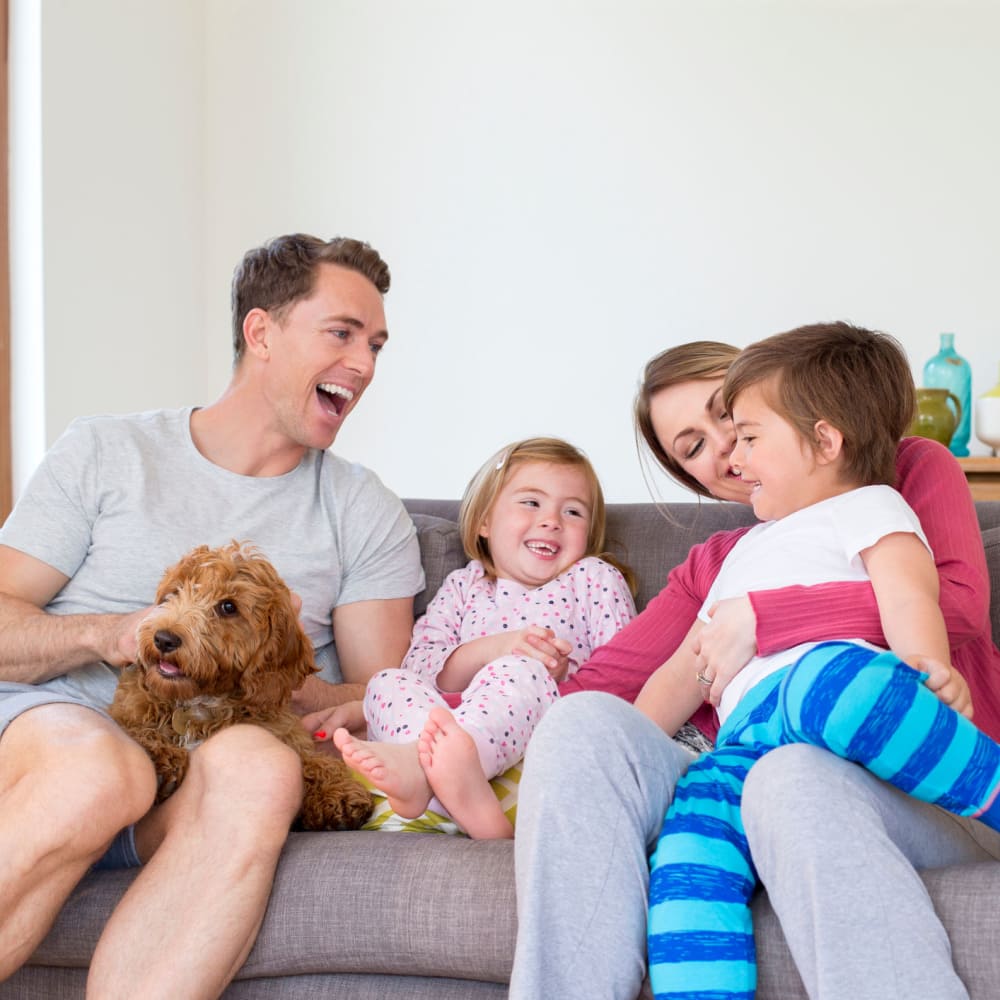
[957,457,1000,501]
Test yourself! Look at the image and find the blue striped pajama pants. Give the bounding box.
[647,641,1000,1000]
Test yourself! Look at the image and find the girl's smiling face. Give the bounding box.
[649,378,752,503]
[478,461,594,588]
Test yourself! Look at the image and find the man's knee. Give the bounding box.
[186,725,303,825]
[2,716,156,852]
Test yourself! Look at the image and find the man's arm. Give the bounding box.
[291,596,415,714]
[0,544,149,682]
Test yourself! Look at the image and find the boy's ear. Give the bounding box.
[812,419,844,465]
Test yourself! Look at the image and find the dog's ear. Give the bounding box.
[240,585,319,709]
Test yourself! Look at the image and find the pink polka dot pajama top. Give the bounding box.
[364,556,636,777]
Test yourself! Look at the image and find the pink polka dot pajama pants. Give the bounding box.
[364,656,559,778]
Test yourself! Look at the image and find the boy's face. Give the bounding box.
[729,383,829,521]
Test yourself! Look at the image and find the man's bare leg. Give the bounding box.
[332,728,432,818]
[417,708,513,839]
[0,705,156,979]
[88,725,302,1000]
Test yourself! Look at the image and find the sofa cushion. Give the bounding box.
[410,514,466,617]
[984,526,1000,641]
[360,763,521,835]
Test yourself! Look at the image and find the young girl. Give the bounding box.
[333,437,636,839]
[635,323,1000,1000]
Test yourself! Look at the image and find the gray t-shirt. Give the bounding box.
[0,407,424,706]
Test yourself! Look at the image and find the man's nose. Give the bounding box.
[344,339,376,378]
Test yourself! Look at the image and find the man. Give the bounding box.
[0,233,423,997]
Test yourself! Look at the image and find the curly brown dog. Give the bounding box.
[110,541,373,831]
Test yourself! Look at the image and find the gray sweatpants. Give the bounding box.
[744,743,1000,1000]
[510,693,1000,1000]
[510,692,693,1000]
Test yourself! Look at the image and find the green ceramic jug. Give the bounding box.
[908,387,962,446]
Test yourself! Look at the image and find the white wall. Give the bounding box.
[22,0,1000,503]
[35,0,207,460]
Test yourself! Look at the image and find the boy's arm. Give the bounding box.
[634,618,708,736]
[861,532,949,665]
[861,531,970,716]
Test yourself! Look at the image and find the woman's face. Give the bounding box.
[649,377,753,503]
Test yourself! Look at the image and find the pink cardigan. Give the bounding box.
[559,437,1000,743]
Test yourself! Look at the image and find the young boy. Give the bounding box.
[635,322,1000,1000]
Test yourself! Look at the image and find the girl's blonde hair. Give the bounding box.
[458,437,636,595]
[634,341,742,500]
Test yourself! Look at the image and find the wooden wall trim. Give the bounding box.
[0,0,12,523]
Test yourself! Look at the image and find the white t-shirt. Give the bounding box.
[699,485,929,724]
[0,407,424,705]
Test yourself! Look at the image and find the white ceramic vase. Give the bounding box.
[976,395,1000,455]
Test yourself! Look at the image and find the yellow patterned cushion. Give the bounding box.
[355,762,521,836]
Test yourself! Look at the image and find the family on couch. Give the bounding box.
[1,231,999,1000]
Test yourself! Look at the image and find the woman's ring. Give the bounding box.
[696,670,712,686]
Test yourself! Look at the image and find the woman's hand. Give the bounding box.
[692,596,758,706]
[912,656,973,719]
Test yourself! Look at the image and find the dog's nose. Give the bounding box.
[153,630,182,654]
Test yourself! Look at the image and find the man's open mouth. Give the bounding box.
[317,383,354,416]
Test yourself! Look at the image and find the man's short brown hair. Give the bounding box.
[230,234,390,363]
[722,321,916,487]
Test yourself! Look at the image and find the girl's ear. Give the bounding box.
[812,419,844,465]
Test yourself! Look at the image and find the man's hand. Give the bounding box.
[290,676,366,716]
[302,700,366,758]
[102,606,156,667]
[913,655,973,719]
[692,596,758,707]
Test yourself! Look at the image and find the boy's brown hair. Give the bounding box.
[230,234,391,363]
[722,321,915,487]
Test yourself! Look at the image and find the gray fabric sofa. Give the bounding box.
[4,499,1000,1000]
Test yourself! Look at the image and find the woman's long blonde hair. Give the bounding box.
[458,437,636,595]
[634,341,741,500]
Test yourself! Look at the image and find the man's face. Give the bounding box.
[260,263,388,451]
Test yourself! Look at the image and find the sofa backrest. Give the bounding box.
[405,499,1000,645]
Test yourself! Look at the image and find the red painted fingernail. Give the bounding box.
[314,730,326,739]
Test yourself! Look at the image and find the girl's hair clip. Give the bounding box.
[494,453,508,470]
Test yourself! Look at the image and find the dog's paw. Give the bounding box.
[298,770,374,831]
[152,746,190,803]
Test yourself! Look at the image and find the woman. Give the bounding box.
[510,337,1000,1000]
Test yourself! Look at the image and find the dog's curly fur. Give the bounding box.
[109,541,373,831]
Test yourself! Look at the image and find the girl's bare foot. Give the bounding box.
[417,708,514,839]
[332,728,432,818]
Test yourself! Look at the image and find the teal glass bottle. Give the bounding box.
[922,332,971,457]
